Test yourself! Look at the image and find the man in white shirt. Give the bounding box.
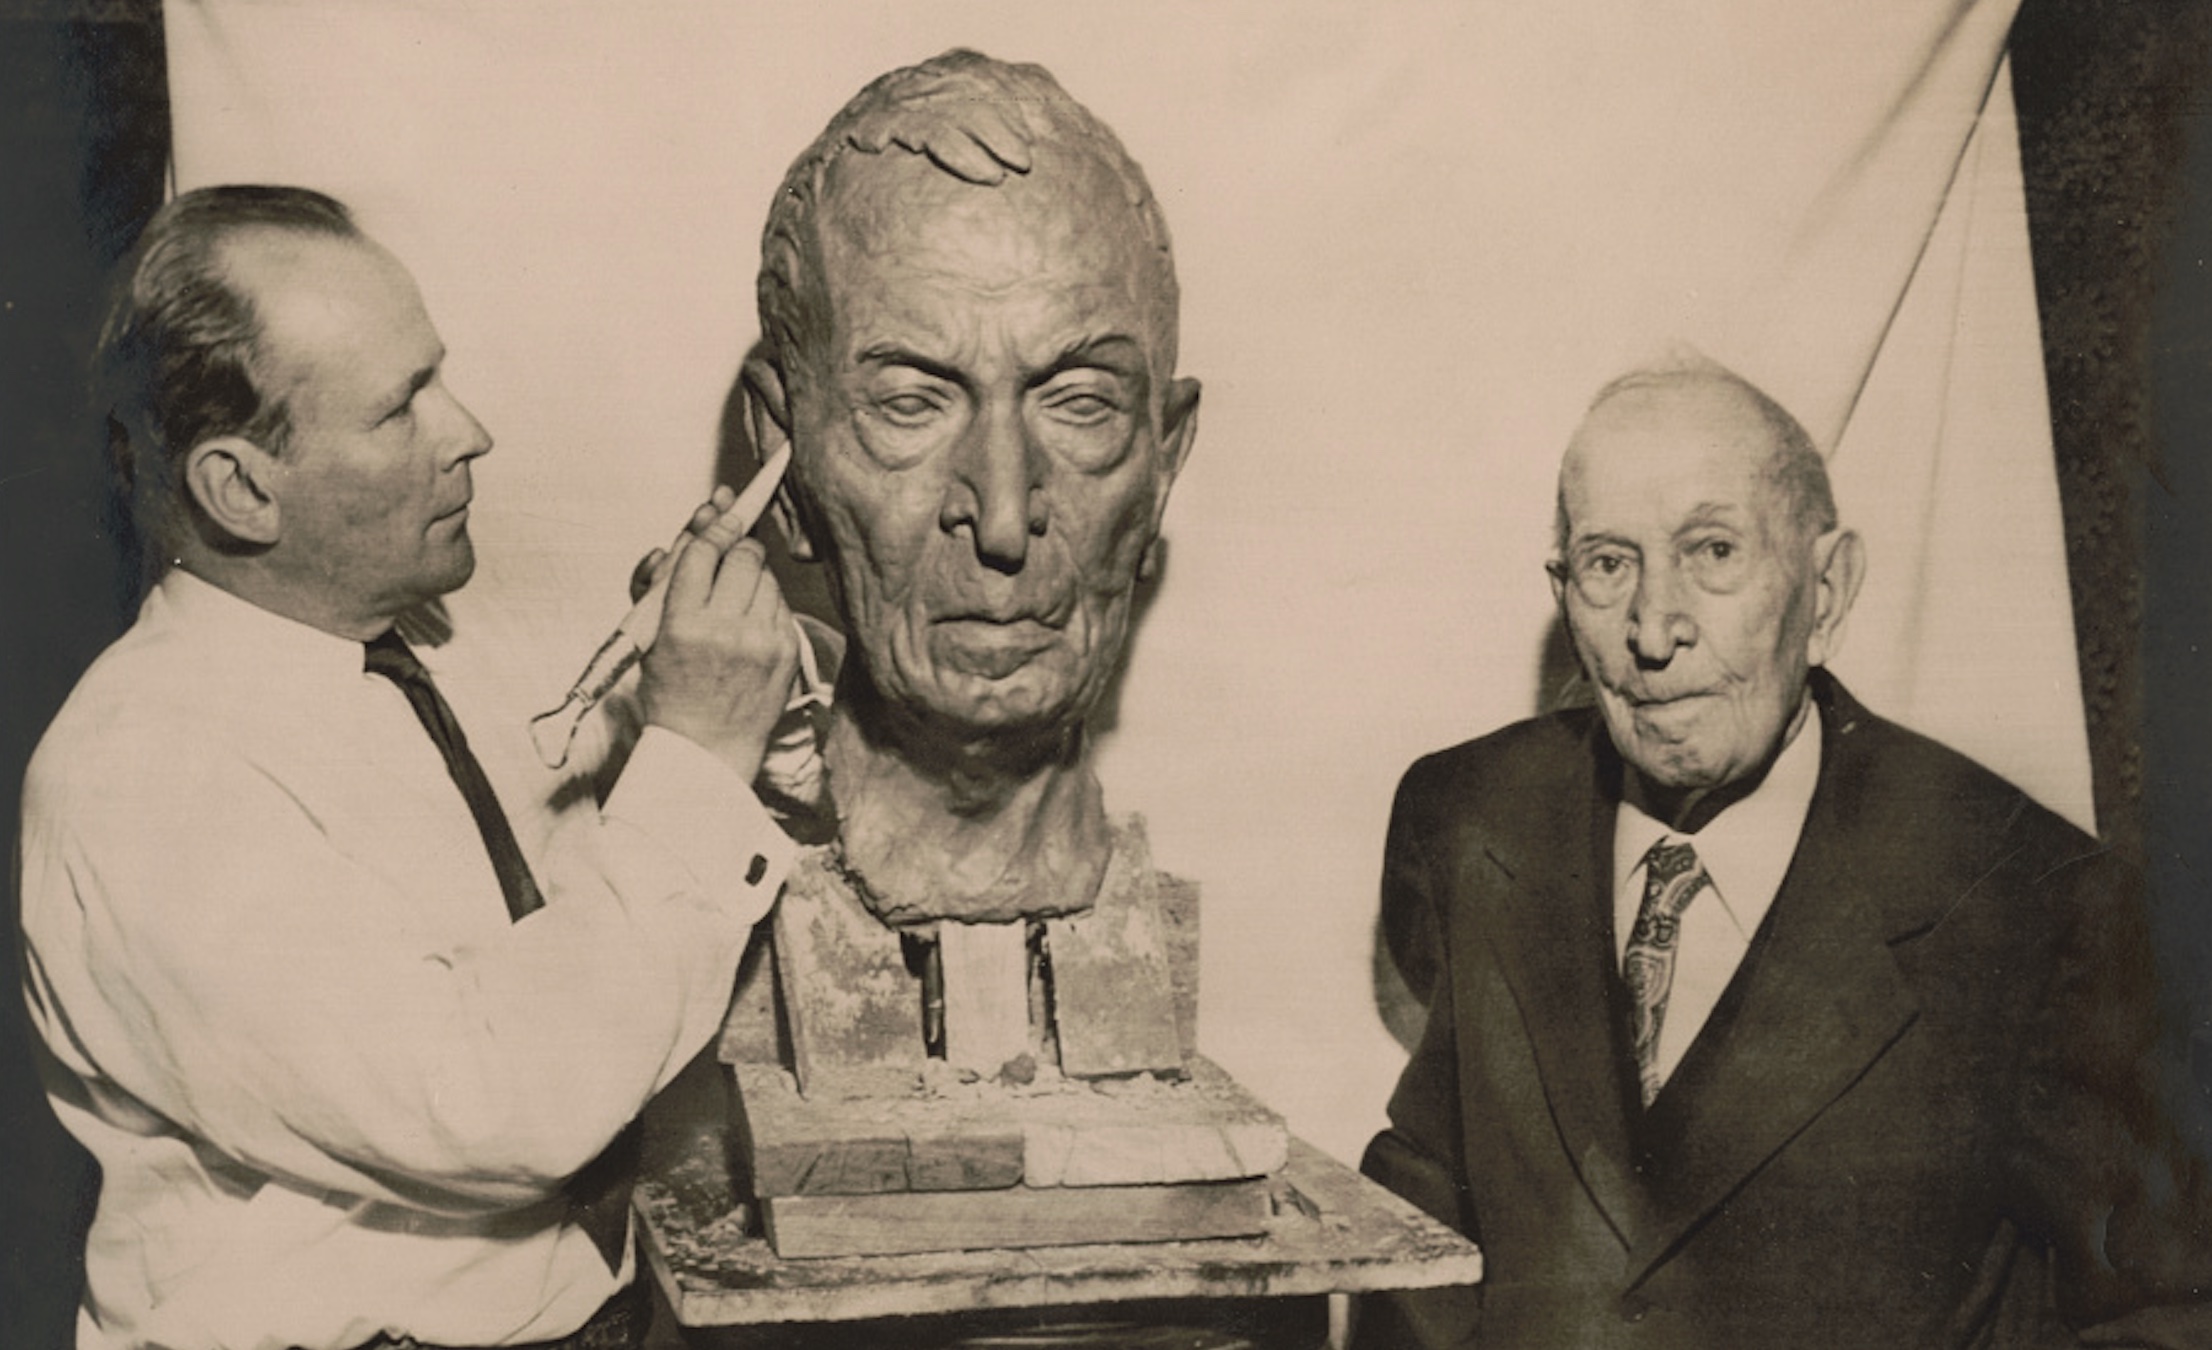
[1360,359,2212,1347]
[18,185,799,1350]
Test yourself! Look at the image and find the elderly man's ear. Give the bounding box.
[1804,526,1866,669]
[182,436,283,547]
[740,347,817,563]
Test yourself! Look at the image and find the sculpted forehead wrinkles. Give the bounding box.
[759,49,1180,386]
[812,147,1172,380]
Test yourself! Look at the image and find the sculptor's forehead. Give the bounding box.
[811,144,1175,362]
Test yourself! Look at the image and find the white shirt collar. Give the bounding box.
[150,567,381,688]
[1612,695,1825,953]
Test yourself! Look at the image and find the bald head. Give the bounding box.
[1556,362,1836,561]
[758,49,1181,383]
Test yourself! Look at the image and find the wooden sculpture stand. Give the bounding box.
[717,817,1296,1258]
[650,816,1482,1340]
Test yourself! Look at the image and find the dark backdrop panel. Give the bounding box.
[1,5,166,1349]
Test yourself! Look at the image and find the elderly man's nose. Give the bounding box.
[1626,569,1694,661]
[941,406,1045,571]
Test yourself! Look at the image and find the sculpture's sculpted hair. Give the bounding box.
[1555,354,1839,559]
[96,184,361,550]
[758,49,1181,379]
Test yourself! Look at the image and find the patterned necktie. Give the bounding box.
[1623,837,1711,1106]
[364,630,545,921]
[366,631,636,1270]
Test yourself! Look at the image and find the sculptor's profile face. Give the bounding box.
[786,151,1197,736]
[237,233,492,634]
[1552,381,1842,793]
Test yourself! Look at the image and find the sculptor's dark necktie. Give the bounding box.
[365,630,545,922]
[366,630,637,1271]
[1623,838,1711,1106]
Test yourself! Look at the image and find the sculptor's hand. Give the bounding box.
[639,497,798,783]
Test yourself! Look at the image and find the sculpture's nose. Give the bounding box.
[941,398,1046,573]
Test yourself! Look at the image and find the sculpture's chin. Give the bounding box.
[881,648,1098,743]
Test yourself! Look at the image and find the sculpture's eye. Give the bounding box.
[876,388,948,429]
[850,368,960,470]
[1030,371,1134,473]
[1043,391,1115,426]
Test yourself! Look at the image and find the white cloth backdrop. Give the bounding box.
[167,0,2090,1163]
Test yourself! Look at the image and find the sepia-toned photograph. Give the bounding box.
[3,3,2208,1347]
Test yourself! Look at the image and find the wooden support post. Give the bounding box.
[938,919,1035,1077]
[771,856,927,1097]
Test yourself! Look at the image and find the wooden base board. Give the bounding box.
[735,1054,1289,1197]
[637,1050,1483,1330]
[761,1178,1272,1259]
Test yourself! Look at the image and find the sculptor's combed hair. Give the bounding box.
[757,49,1180,375]
[1554,356,1839,558]
[96,184,359,547]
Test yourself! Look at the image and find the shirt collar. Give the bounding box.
[150,568,383,688]
[1612,696,1825,942]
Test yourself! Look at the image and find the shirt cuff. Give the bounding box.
[602,727,795,922]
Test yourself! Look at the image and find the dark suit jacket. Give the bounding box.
[1360,672,2211,1349]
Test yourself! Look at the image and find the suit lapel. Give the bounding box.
[1624,680,1922,1285]
[1481,718,1655,1250]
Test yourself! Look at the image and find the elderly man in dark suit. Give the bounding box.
[1359,360,2211,1348]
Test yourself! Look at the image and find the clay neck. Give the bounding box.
[822,702,1111,927]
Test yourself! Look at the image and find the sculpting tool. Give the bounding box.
[528,446,791,769]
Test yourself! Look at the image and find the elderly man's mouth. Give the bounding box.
[930,616,1065,680]
[1624,690,1717,724]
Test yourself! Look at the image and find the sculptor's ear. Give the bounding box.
[182,435,282,547]
[1804,527,1866,669]
[741,346,815,562]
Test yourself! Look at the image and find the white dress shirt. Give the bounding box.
[1611,702,1823,1091]
[19,570,794,1350]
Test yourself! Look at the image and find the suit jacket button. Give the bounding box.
[1619,1294,1649,1322]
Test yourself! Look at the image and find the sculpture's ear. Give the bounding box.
[1136,378,1201,584]
[1159,377,1201,485]
[741,346,815,562]
[183,434,282,547]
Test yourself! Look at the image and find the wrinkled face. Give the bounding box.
[238,233,491,632]
[1552,382,1824,792]
[786,152,1193,738]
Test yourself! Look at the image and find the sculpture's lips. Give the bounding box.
[930,615,1064,680]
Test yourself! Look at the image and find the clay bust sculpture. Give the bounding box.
[722,51,1288,1262]
[745,50,1199,938]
